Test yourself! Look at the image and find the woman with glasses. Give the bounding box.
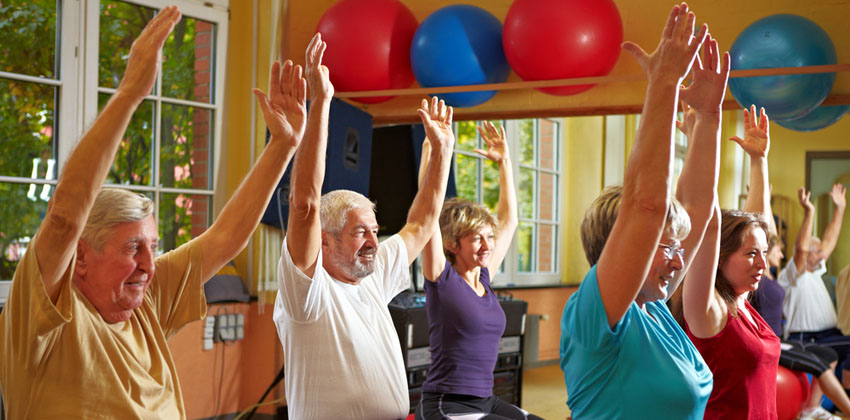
[559,4,722,418]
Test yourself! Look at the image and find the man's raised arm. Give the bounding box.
[196,60,307,281]
[34,7,181,301]
[398,97,455,265]
[286,34,333,277]
[821,183,847,260]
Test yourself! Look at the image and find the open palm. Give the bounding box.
[729,105,769,158]
[253,60,307,147]
[475,121,508,163]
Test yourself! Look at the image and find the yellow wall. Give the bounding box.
[561,117,603,285]
[769,117,850,276]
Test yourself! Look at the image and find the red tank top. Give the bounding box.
[686,299,781,420]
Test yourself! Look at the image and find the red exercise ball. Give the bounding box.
[316,0,418,104]
[776,366,811,420]
[503,0,623,96]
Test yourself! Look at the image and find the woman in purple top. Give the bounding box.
[415,122,541,420]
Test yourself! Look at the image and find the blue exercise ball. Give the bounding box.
[410,5,510,107]
[729,14,837,121]
[775,105,850,132]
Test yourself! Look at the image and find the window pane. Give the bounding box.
[162,17,215,103]
[100,93,154,186]
[456,120,477,152]
[99,1,155,90]
[519,119,534,166]
[0,79,56,178]
[539,172,556,221]
[0,183,53,280]
[159,193,210,251]
[517,222,534,272]
[482,160,498,211]
[160,104,212,189]
[455,154,478,201]
[0,0,58,78]
[537,223,556,272]
[539,119,557,171]
[518,168,534,219]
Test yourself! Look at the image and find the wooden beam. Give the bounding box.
[337,63,850,99]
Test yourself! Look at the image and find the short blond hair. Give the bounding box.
[580,185,691,266]
[439,197,498,265]
[319,190,376,236]
[81,188,154,251]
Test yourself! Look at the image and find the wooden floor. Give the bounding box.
[521,363,570,420]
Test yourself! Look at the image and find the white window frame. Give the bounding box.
[452,118,563,287]
[83,0,229,245]
[0,0,228,268]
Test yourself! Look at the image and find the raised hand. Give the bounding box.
[729,105,770,158]
[305,33,334,101]
[417,97,454,153]
[253,60,307,146]
[830,183,847,210]
[475,122,509,164]
[622,3,707,83]
[118,6,182,102]
[799,187,815,213]
[679,35,730,113]
[675,101,697,137]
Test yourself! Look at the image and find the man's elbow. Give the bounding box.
[289,195,321,220]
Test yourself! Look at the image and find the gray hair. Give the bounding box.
[319,190,375,236]
[81,188,154,251]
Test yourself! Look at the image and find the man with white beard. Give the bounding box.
[272,33,456,419]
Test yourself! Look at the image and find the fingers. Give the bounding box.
[306,33,321,65]
[316,40,327,67]
[728,136,744,146]
[688,23,708,58]
[297,77,307,105]
[720,51,731,78]
[444,106,453,125]
[759,107,769,133]
[268,61,281,98]
[253,88,273,122]
[147,6,182,47]
[621,41,648,68]
[282,60,294,95]
[417,98,431,124]
[661,4,680,40]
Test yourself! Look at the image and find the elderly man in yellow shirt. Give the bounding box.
[0,6,308,418]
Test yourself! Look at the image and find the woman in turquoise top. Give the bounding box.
[559,3,729,418]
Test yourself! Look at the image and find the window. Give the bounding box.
[0,0,228,280]
[453,118,562,287]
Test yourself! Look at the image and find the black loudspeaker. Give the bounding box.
[370,124,457,236]
[261,99,373,229]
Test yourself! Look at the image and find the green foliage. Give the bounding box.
[0,1,214,277]
[0,1,57,279]
[0,0,56,77]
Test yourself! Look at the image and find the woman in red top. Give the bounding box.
[676,106,781,419]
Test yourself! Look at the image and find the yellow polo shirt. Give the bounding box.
[0,236,206,419]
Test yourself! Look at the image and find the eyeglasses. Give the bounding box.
[658,243,685,260]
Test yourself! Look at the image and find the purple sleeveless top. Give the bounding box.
[421,261,506,397]
[750,275,785,337]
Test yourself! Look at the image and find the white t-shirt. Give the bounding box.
[778,257,836,335]
[273,234,410,420]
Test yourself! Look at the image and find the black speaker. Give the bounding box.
[260,99,373,229]
[370,124,457,236]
